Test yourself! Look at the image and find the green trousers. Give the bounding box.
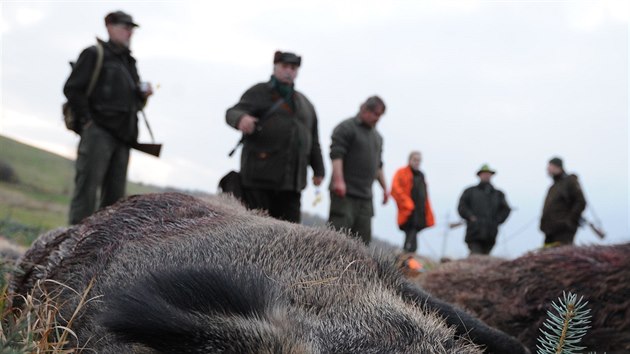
[328,192,374,245]
[69,122,129,224]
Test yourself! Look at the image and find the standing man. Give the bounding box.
[540,157,586,247]
[64,11,153,224]
[457,164,511,255]
[328,96,388,245]
[391,151,435,253]
[226,51,325,223]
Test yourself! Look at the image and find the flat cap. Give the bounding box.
[105,11,139,27]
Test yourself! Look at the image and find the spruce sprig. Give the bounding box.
[537,292,592,354]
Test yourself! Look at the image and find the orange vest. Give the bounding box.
[391,166,435,228]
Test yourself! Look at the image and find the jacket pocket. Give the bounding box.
[245,147,288,187]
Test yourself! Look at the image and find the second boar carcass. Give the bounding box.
[416,244,630,353]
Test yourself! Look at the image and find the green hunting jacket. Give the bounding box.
[329,116,383,200]
[226,79,325,191]
[540,173,586,235]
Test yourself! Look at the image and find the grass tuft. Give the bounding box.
[0,262,95,353]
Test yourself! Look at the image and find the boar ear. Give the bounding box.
[400,282,529,354]
[101,267,306,353]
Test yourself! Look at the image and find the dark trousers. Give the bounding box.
[328,193,373,245]
[243,188,301,223]
[69,123,129,225]
[403,228,418,253]
[544,232,576,247]
[467,240,495,255]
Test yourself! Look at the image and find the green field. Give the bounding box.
[0,135,164,246]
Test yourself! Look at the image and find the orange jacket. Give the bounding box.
[391,166,435,228]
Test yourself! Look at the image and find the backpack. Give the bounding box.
[62,41,104,134]
[218,171,243,201]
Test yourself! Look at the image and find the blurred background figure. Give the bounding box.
[457,164,511,255]
[391,151,435,253]
[540,157,586,247]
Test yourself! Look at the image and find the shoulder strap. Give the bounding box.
[227,98,285,157]
[86,40,104,96]
[256,98,284,129]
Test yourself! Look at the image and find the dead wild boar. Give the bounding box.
[11,193,528,353]
[416,244,630,354]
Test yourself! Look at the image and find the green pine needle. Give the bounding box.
[537,292,592,354]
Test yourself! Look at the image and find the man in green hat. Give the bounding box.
[457,164,511,255]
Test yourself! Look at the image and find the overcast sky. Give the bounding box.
[1,0,628,259]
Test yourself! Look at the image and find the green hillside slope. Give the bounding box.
[0,135,162,245]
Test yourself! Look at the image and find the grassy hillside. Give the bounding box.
[0,135,164,246]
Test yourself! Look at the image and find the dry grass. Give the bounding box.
[0,265,98,353]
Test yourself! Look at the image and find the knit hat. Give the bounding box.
[549,157,564,169]
[477,164,496,176]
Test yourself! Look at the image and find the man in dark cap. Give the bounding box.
[328,96,389,244]
[64,10,153,224]
[225,51,325,223]
[540,157,586,247]
[457,164,511,255]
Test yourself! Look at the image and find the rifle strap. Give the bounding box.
[110,49,155,143]
[258,98,285,128]
[139,110,155,143]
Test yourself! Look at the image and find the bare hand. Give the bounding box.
[333,179,346,198]
[382,190,389,205]
[139,82,154,99]
[238,115,258,135]
[313,176,323,186]
[143,84,154,99]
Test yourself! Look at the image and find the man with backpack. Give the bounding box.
[64,11,153,224]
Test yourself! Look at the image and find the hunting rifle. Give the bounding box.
[581,217,606,239]
[132,110,162,157]
[228,98,285,157]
